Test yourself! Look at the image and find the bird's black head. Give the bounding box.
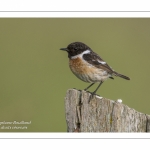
[60,42,91,58]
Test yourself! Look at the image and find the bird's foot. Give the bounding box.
[88,92,97,102]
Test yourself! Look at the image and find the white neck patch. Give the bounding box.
[71,50,91,59]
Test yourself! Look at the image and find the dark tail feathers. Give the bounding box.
[113,71,130,80]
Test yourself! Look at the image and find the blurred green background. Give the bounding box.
[0,18,150,132]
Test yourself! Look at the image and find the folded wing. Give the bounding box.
[83,51,114,74]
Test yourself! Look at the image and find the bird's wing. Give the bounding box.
[83,51,114,74]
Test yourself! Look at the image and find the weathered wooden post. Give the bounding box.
[65,89,150,132]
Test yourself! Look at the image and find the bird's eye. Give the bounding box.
[74,47,77,50]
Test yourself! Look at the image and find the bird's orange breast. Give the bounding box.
[69,57,94,74]
[69,57,110,83]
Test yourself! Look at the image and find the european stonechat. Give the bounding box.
[60,42,130,98]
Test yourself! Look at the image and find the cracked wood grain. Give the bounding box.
[146,114,150,132]
[65,89,150,132]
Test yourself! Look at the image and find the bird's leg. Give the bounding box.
[84,83,95,91]
[91,81,103,97]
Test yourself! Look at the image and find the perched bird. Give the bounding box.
[60,42,130,98]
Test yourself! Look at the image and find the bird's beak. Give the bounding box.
[60,48,68,51]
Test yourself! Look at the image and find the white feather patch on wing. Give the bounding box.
[97,60,106,64]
